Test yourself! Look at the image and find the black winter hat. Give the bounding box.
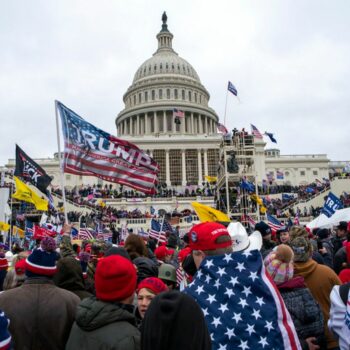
[141,291,211,350]
[255,221,271,237]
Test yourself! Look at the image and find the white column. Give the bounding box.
[197,149,203,185]
[145,113,148,134]
[154,111,158,133]
[204,116,208,134]
[163,111,167,133]
[165,150,171,186]
[136,115,140,135]
[181,150,187,186]
[191,112,194,134]
[204,149,208,177]
[199,115,203,134]
[181,113,186,133]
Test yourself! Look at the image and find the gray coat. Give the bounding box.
[66,296,140,350]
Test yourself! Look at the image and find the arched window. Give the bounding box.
[145,91,148,102]
[167,89,170,99]
[159,89,163,99]
[174,89,178,99]
[189,91,192,101]
[138,93,142,103]
[152,90,155,100]
[182,90,185,100]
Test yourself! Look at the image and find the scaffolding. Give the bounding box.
[216,132,259,224]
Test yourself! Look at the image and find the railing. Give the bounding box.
[51,192,95,212]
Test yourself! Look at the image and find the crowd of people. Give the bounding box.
[1,217,350,349]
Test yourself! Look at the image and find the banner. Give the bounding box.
[322,192,343,218]
[204,175,217,183]
[57,101,159,195]
[0,221,10,231]
[14,144,52,194]
[191,202,230,223]
[12,176,48,211]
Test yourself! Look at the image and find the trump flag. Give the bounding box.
[57,101,159,195]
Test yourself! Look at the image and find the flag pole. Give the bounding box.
[54,100,69,223]
[224,88,229,129]
[9,183,13,250]
[255,174,261,222]
[157,215,165,246]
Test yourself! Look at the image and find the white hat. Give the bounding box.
[227,222,263,252]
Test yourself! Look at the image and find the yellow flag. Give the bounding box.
[204,176,218,183]
[191,202,230,223]
[12,176,48,211]
[13,226,25,238]
[0,221,10,231]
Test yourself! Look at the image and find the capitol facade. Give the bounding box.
[115,13,222,188]
[4,13,336,194]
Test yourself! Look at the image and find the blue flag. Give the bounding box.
[228,81,238,96]
[185,251,300,349]
[265,132,277,143]
[322,192,343,217]
[240,179,255,192]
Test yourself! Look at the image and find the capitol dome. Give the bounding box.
[116,12,219,138]
[115,13,222,188]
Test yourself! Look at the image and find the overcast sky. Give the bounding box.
[1,0,349,166]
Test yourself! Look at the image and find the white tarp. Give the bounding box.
[306,208,350,230]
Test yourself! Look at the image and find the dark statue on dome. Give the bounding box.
[161,11,168,32]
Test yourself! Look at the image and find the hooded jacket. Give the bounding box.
[54,257,92,300]
[66,296,140,350]
[0,278,80,350]
[278,276,325,350]
[294,259,341,349]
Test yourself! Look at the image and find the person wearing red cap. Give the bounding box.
[154,245,174,264]
[137,277,168,319]
[66,255,140,350]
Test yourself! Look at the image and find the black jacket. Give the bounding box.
[278,276,325,350]
[334,246,347,274]
[66,297,140,350]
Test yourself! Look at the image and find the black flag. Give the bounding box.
[14,145,52,194]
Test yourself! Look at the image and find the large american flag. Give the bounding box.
[57,101,159,195]
[185,250,301,350]
[267,214,285,232]
[250,124,263,139]
[149,218,167,243]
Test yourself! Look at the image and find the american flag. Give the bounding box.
[57,101,159,195]
[267,214,285,232]
[185,250,301,350]
[96,231,112,242]
[250,124,263,139]
[173,108,185,118]
[78,228,95,240]
[228,81,238,96]
[247,215,256,230]
[149,219,167,243]
[217,123,228,135]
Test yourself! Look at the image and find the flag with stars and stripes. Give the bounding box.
[57,101,159,195]
[185,250,301,350]
[78,228,95,241]
[250,124,263,139]
[149,219,167,243]
[267,214,285,232]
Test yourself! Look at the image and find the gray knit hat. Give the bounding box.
[290,236,312,262]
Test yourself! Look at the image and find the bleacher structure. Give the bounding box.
[216,132,260,223]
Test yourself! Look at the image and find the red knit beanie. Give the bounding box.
[95,255,137,302]
[137,277,168,295]
[0,253,8,271]
[339,268,350,284]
